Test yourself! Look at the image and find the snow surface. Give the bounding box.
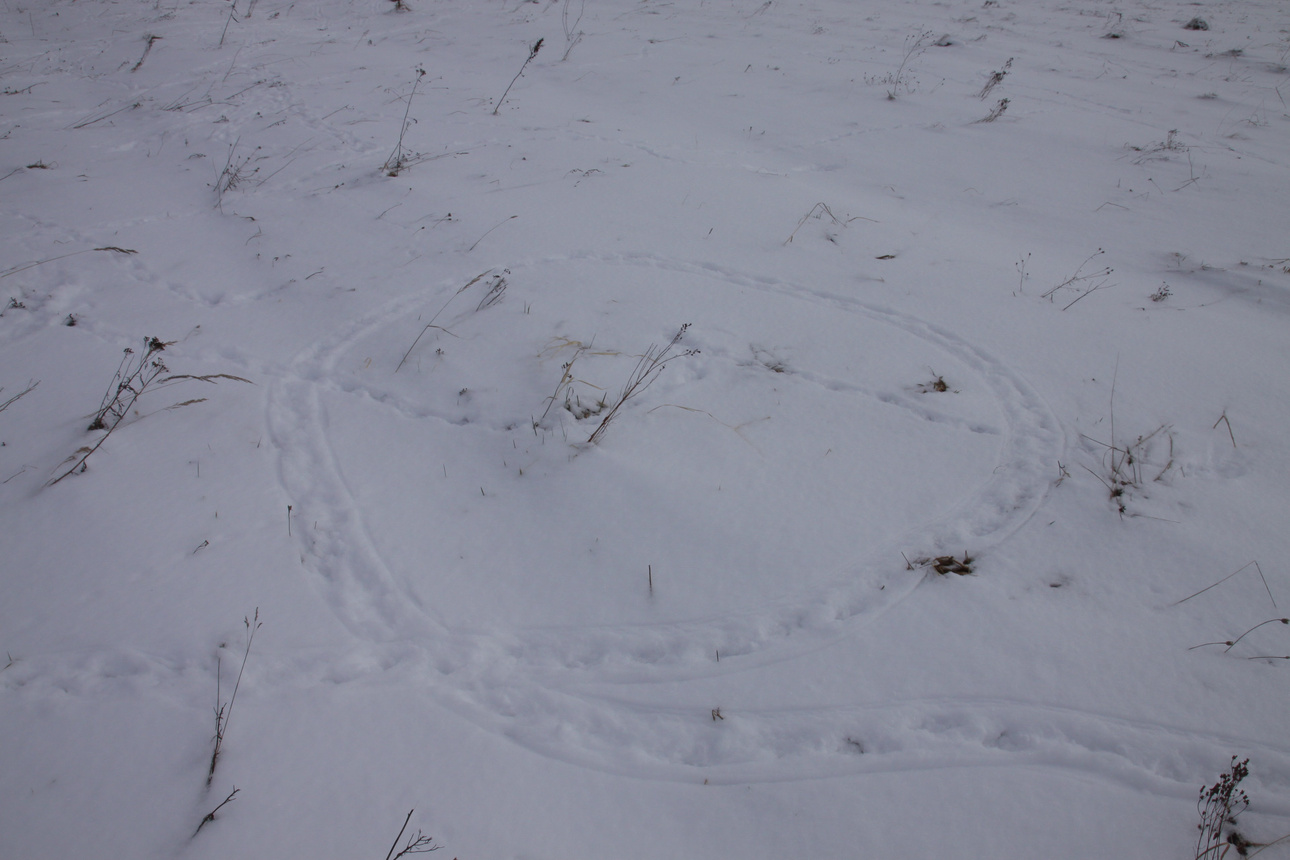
[2,0,1289,857]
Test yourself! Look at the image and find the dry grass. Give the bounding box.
[587,324,697,445]
[49,337,250,486]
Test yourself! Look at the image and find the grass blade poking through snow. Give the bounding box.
[561,0,585,60]
[396,269,494,372]
[587,324,697,445]
[493,38,543,115]
[0,379,38,416]
[193,788,239,837]
[975,98,1009,123]
[48,337,251,486]
[383,809,440,859]
[384,68,427,177]
[1195,757,1249,860]
[208,609,260,786]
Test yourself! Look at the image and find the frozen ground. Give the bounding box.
[2,0,1289,857]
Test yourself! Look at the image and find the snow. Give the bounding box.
[2,0,1289,857]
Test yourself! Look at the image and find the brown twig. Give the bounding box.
[493,39,544,115]
[131,35,161,72]
[1213,411,1236,447]
[193,788,239,837]
[385,809,439,859]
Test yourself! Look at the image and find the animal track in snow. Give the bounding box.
[254,253,1225,785]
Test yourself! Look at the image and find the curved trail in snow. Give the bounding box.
[259,251,1290,793]
[270,252,1063,667]
[9,639,1290,807]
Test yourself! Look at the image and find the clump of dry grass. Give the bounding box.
[975,98,1009,123]
[978,58,1012,99]
[866,30,933,99]
[395,269,507,372]
[49,337,250,485]
[215,138,263,209]
[587,324,697,445]
[384,68,427,176]
[1077,365,1175,517]
[905,552,975,575]
[1041,249,1114,310]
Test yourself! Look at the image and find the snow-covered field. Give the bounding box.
[2,0,1289,856]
